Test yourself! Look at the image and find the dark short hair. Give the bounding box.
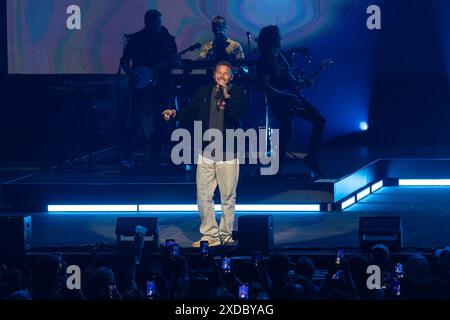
[145,9,162,22]
[215,60,233,71]
[295,257,316,279]
[212,15,227,25]
[257,25,280,53]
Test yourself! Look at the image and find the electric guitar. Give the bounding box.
[298,58,335,88]
[130,43,201,89]
[271,57,335,114]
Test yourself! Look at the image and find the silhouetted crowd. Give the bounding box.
[1,244,450,300]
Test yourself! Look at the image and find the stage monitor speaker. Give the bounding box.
[0,215,32,259]
[359,217,402,252]
[116,217,159,253]
[238,215,273,254]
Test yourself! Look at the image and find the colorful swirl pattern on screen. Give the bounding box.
[7,0,373,74]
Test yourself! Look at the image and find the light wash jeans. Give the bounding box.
[196,154,239,241]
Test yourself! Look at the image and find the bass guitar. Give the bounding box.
[131,43,201,89]
[271,57,335,114]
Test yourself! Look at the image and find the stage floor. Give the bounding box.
[3,145,450,252]
[31,186,450,250]
[1,145,384,212]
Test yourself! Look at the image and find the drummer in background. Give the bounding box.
[199,16,245,64]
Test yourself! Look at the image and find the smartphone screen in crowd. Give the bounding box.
[146,281,156,299]
[238,283,249,300]
[222,257,231,273]
[335,249,344,266]
[165,239,176,247]
[200,241,209,257]
[252,254,262,267]
[171,244,180,258]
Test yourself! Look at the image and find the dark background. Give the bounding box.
[1,0,450,162]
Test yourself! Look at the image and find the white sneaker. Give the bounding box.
[220,236,236,245]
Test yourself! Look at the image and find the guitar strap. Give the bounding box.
[276,49,294,78]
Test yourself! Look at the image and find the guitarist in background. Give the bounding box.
[120,9,180,166]
[256,25,326,177]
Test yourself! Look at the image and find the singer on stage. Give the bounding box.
[162,61,246,247]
